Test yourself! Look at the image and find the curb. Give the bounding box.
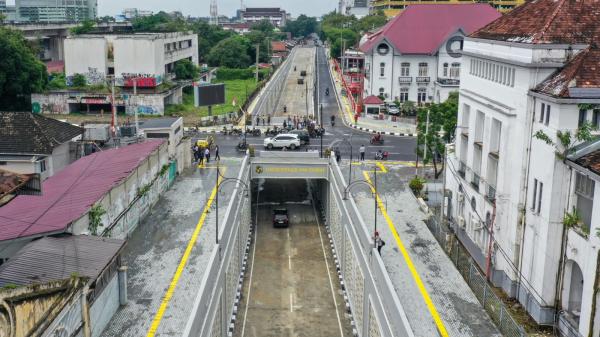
[349,123,417,137]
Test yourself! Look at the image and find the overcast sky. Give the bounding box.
[93,0,339,18]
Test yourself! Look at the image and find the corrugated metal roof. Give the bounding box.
[0,235,125,287]
[0,140,165,242]
[0,169,31,198]
[139,117,181,129]
[360,4,500,55]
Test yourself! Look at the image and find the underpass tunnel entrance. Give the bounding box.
[237,176,351,337]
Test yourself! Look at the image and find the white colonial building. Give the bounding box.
[64,32,198,88]
[444,1,600,335]
[359,4,500,105]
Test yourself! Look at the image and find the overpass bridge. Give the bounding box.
[182,151,415,337]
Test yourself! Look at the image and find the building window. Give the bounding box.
[593,109,600,128]
[532,178,543,214]
[380,62,385,77]
[539,103,545,123]
[443,63,448,77]
[39,159,46,173]
[450,62,460,78]
[418,63,428,77]
[401,62,410,76]
[579,109,588,127]
[417,88,427,104]
[379,87,385,96]
[399,88,409,102]
[545,104,551,126]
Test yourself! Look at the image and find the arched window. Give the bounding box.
[470,196,476,211]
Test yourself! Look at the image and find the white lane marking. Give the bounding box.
[312,200,345,337]
[241,187,260,337]
[289,255,292,270]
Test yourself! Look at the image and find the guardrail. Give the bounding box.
[328,157,415,337]
[183,156,251,337]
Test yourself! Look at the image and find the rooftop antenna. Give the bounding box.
[210,0,218,25]
[241,0,246,11]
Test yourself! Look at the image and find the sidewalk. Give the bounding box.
[329,60,417,137]
[346,162,501,337]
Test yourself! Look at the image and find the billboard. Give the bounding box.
[195,83,225,107]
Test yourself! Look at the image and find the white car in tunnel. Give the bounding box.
[263,134,301,150]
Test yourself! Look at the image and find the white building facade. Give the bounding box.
[443,1,600,335]
[64,32,199,88]
[360,4,500,105]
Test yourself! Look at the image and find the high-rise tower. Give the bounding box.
[209,0,218,25]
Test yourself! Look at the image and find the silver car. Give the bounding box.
[263,133,301,150]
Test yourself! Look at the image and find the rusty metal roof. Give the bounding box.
[0,169,31,199]
[534,47,600,97]
[471,0,600,44]
[0,235,125,287]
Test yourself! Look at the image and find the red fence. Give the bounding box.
[332,59,362,114]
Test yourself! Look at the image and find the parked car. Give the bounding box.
[263,134,301,150]
[273,208,289,227]
[288,130,310,145]
[387,105,400,115]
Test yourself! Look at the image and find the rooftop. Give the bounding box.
[363,95,385,105]
[0,169,32,200]
[243,7,284,13]
[534,47,600,98]
[568,139,600,176]
[0,112,83,155]
[271,41,287,52]
[0,235,125,287]
[360,4,501,55]
[471,0,600,44]
[0,140,165,242]
[139,117,182,129]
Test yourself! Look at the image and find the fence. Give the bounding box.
[425,216,526,337]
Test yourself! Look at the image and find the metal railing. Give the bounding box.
[424,216,526,337]
[398,76,412,84]
[471,172,480,191]
[458,161,466,178]
[416,76,430,83]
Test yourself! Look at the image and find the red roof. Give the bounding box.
[0,140,165,242]
[471,0,600,44]
[271,41,287,53]
[360,4,501,55]
[363,95,384,105]
[45,61,64,74]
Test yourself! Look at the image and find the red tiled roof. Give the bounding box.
[471,0,600,44]
[360,4,501,55]
[45,61,64,74]
[0,140,165,242]
[363,95,384,105]
[534,48,600,98]
[271,41,287,53]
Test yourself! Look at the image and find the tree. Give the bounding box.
[132,11,182,32]
[191,20,235,63]
[251,19,275,34]
[356,11,387,32]
[416,92,458,179]
[283,15,318,37]
[245,31,272,63]
[207,35,252,68]
[534,120,597,161]
[70,73,87,87]
[70,20,95,34]
[174,59,199,80]
[97,16,115,23]
[0,27,48,110]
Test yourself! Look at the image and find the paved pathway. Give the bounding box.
[346,161,501,337]
[100,159,242,337]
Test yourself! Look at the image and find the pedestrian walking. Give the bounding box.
[354,113,359,124]
[256,116,260,126]
[205,148,211,163]
[359,145,365,161]
[215,145,220,161]
[335,148,341,163]
[262,117,265,126]
[198,149,204,166]
[373,231,385,254]
[192,144,199,162]
[267,115,271,125]
[283,120,287,129]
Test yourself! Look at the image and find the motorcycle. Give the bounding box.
[231,128,243,136]
[325,88,329,96]
[265,127,279,137]
[237,140,248,152]
[375,151,389,161]
[246,128,261,137]
[370,136,384,145]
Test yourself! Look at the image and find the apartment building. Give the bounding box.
[360,4,500,105]
[444,1,600,335]
[370,0,524,18]
[16,0,97,22]
[240,7,287,28]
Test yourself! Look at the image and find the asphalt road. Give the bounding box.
[193,43,417,162]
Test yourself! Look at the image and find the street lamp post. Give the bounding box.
[215,162,249,246]
[343,169,379,249]
[330,136,353,186]
[320,104,323,157]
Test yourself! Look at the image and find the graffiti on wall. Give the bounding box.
[66,67,106,86]
[117,73,163,88]
[136,105,161,115]
[32,101,67,114]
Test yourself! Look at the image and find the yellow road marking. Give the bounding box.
[376,162,388,173]
[145,169,225,337]
[363,170,449,337]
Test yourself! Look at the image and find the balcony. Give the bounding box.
[458,161,466,178]
[471,172,480,191]
[486,185,496,203]
[436,78,460,86]
[416,76,430,83]
[398,76,412,84]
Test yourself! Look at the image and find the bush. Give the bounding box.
[216,68,255,80]
[409,176,425,196]
[47,72,67,90]
[174,59,199,80]
[70,73,87,87]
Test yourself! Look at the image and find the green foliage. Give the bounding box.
[88,204,106,236]
[416,92,458,178]
[207,35,253,68]
[319,11,387,52]
[409,176,426,195]
[174,59,199,80]
[138,183,151,197]
[190,20,235,63]
[160,164,169,176]
[283,14,319,37]
[216,67,268,80]
[534,121,597,160]
[248,145,255,157]
[97,16,115,23]
[251,19,275,34]
[401,101,417,116]
[563,207,581,228]
[132,11,180,32]
[0,27,48,110]
[47,72,68,90]
[70,20,96,34]
[578,103,600,111]
[70,73,87,87]
[2,283,19,290]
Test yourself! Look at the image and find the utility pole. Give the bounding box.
[422,109,430,176]
[320,104,323,157]
[255,44,260,83]
[374,164,378,249]
[133,79,139,137]
[439,143,448,226]
[111,78,117,139]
